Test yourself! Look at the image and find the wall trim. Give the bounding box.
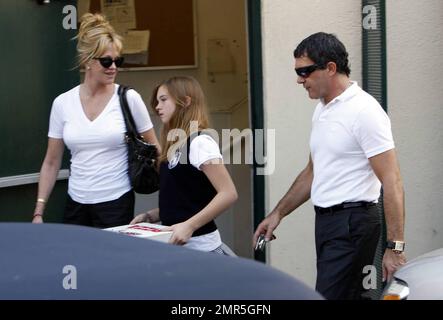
[0,169,69,188]
[362,0,387,300]
[247,0,266,262]
[362,0,387,110]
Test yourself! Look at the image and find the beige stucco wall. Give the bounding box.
[261,0,362,288]
[386,0,443,258]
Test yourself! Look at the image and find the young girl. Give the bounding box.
[131,76,238,254]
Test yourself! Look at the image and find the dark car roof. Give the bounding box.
[0,223,322,300]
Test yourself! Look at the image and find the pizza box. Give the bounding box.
[104,222,172,243]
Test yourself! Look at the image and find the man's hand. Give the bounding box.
[383,249,406,282]
[253,212,281,248]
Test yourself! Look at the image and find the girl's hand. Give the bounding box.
[130,213,149,224]
[130,208,160,224]
[163,222,195,246]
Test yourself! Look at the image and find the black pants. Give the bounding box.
[314,205,381,300]
[63,190,135,228]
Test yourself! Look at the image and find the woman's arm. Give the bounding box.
[167,159,238,245]
[140,128,162,156]
[32,138,65,223]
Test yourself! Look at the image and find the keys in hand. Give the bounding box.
[254,234,276,251]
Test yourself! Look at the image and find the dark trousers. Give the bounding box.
[63,190,135,228]
[314,205,381,300]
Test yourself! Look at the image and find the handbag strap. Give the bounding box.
[118,85,139,139]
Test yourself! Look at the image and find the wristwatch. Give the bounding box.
[386,240,405,253]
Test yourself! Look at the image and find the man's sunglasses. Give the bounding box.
[295,64,324,78]
[93,56,124,68]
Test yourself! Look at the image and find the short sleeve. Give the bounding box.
[48,98,64,139]
[126,89,153,133]
[352,104,395,158]
[189,135,223,170]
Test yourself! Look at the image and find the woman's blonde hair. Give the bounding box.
[75,13,123,68]
[150,76,210,163]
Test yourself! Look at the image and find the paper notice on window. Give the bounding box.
[122,30,150,54]
[122,30,150,65]
[100,0,136,34]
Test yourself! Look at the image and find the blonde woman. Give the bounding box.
[32,13,159,227]
[131,76,238,254]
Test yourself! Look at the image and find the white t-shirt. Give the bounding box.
[180,134,224,252]
[309,82,395,208]
[48,84,153,204]
[189,134,223,170]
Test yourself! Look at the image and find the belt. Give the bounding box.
[314,201,376,214]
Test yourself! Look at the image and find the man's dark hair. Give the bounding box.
[293,32,351,76]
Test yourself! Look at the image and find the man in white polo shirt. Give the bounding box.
[253,32,406,300]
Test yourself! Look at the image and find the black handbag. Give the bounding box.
[118,85,159,194]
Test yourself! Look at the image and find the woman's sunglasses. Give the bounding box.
[93,56,124,68]
[294,64,324,78]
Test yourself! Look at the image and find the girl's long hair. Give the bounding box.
[150,76,210,163]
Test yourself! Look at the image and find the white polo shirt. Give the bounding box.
[309,82,395,208]
[48,84,153,204]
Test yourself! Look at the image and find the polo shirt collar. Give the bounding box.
[320,81,359,108]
